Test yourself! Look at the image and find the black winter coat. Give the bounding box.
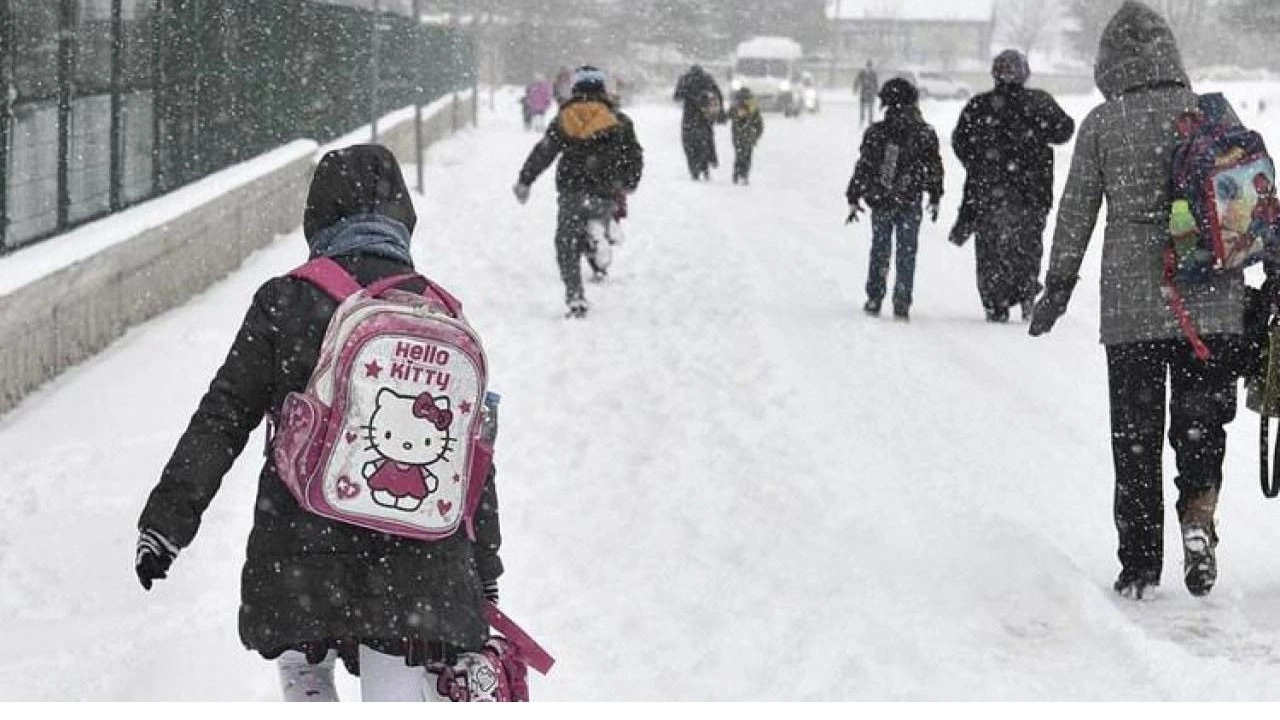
[846,106,944,211]
[674,68,724,128]
[138,251,504,665]
[730,100,764,150]
[518,94,644,199]
[952,83,1075,212]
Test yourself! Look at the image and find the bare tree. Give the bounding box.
[997,0,1059,58]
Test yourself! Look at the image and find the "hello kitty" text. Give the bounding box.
[390,341,452,391]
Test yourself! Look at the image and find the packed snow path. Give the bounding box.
[6,88,1280,700]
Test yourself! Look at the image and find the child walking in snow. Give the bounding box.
[135,144,504,701]
[513,66,644,318]
[845,78,943,321]
[729,87,764,184]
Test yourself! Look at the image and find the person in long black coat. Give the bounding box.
[951,49,1075,322]
[135,144,503,700]
[673,65,724,180]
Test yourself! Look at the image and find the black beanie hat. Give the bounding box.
[878,77,918,108]
[303,144,417,241]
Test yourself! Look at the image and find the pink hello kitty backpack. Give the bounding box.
[270,257,493,542]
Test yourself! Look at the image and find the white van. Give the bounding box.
[731,36,804,116]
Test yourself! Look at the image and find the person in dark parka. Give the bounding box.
[846,78,944,320]
[1029,1,1246,600]
[135,144,503,700]
[729,87,764,184]
[514,66,644,317]
[673,65,724,181]
[952,49,1075,323]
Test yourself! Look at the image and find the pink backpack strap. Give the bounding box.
[365,272,425,298]
[485,602,555,675]
[424,280,464,317]
[290,259,464,317]
[289,257,362,301]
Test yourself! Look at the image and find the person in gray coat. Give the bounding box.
[1028,1,1241,600]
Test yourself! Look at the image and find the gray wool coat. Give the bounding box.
[1043,1,1245,346]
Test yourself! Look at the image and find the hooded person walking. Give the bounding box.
[1029,2,1243,600]
[845,78,944,321]
[514,66,644,317]
[673,65,724,181]
[135,144,504,700]
[951,49,1075,323]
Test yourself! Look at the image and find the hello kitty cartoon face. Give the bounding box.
[364,389,455,467]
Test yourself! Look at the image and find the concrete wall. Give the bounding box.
[0,90,477,416]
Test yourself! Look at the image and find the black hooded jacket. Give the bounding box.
[846,105,944,211]
[138,144,503,667]
[952,83,1075,211]
[518,92,644,199]
[674,67,725,127]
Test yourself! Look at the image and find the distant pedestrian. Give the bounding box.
[853,60,879,128]
[728,87,764,184]
[673,65,724,181]
[523,75,554,132]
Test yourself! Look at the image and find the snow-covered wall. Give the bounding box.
[0,91,477,415]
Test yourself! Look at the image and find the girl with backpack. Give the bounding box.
[134,144,505,700]
[845,78,944,321]
[1028,2,1248,600]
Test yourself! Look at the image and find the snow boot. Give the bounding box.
[1113,568,1159,600]
[1179,487,1219,597]
[985,307,1010,323]
[893,305,910,322]
[565,298,589,319]
[863,298,882,316]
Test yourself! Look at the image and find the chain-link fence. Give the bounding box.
[0,0,475,254]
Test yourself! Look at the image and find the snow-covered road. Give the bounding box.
[6,86,1280,700]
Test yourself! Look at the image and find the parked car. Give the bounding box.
[914,71,973,100]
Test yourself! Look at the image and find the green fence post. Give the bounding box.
[0,0,11,251]
[56,0,75,229]
[109,0,123,211]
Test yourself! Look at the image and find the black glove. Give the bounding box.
[136,527,179,591]
[1028,277,1078,337]
[482,579,500,605]
[512,182,531,205]
[846,200,863,224]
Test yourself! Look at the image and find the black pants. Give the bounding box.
[555,195,615,303]
[733,140,755,182]
[682,120,717,178]
[973,195,1048,313]
[1105,336,1238,581]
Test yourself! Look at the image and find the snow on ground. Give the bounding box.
[6,82,1280,701]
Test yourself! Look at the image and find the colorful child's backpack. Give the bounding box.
[1165,92,1280,359]
[270,257,493,542]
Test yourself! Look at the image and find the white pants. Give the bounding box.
[277,646,444,702]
